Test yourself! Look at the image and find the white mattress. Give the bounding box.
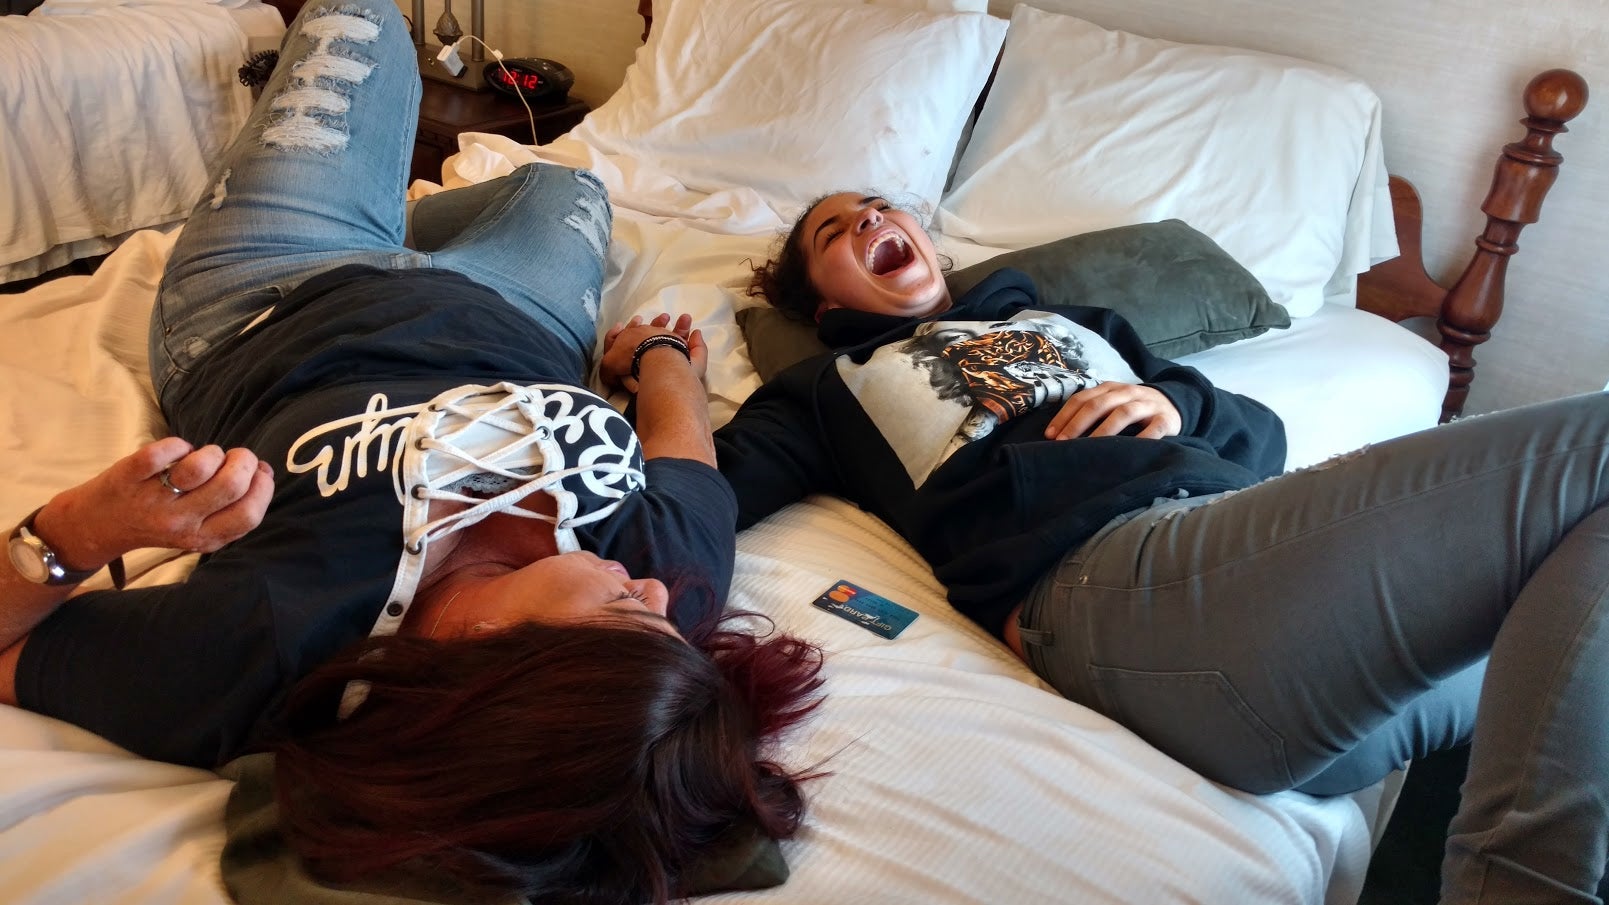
[0,134,1451,904]
[1176,302,1449,470]
[0,0,284,285]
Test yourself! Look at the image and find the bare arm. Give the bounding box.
[599,313,715,467]
[0,438,274,705]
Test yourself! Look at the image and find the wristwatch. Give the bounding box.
[7,506,100,586]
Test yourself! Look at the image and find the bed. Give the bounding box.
[0,0,287,286]
[0,0,1588,902]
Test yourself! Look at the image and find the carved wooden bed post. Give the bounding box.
[1358,69,1587,421]
[1436,69,1589,420]
[631,0,1585,424]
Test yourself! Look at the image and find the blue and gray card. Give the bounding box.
[812,580,918,639]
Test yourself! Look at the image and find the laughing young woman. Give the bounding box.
[665,190,1609,904]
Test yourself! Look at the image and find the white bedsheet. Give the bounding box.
[0,0,282,285]
[1177,303,1449,470]
[0,134,1450,904]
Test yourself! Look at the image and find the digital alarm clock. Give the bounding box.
[484,57,574,103]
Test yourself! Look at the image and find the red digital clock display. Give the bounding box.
[483,58,574,103]
[495,68,545,92]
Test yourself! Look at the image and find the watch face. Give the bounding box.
[8,534,50,583]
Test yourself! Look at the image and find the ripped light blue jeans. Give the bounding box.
[148,0,608,408]
[1018,392,1609,904]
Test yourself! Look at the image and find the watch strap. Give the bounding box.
[10,506,124,589]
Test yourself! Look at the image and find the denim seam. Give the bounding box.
[449,166,545,248]
[1085,664,1294,788]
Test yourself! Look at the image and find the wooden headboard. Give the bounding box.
[1358,70,1587,420]
[633,1,1586,422]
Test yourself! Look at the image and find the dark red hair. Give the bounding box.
[272,616,824,904]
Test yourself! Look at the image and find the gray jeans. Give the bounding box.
[1018,391,1609,904]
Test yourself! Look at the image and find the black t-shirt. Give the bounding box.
[18,266,735,767]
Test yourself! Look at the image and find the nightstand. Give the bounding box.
[411,80,590,184]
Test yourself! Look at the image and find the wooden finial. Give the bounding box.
[1435,68,1587,420]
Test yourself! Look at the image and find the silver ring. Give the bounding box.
[159,468,185,496]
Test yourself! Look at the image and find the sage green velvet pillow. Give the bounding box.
[737,218,1289,382]
[217,753,789,905]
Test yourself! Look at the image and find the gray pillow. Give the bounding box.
[218,753,788,905]
[737,219,1289,382]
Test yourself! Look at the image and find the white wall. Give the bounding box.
[403,0,642,109]
[419,0,1608,414]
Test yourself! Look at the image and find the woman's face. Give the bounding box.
[801,193,950,320]
[437,551,679,639]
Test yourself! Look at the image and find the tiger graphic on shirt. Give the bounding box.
[836,310,1140,486]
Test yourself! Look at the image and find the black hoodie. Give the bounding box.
[715,268,1287,637]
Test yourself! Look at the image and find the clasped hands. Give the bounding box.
[600,312,708,394]
[597,311,1174,439]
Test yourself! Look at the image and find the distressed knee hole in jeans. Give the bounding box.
[209,169,231,209]
[563,170,611,260]
[260,9,382,155]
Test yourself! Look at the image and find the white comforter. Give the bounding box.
[0,123,1454,901]
[0,0,257,283]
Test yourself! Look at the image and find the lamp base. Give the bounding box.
[417,44,490,92]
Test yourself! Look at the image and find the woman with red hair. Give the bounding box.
[0,0,821,901]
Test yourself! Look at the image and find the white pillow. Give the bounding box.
[936,4,1385,317]
[571,0,1007,222]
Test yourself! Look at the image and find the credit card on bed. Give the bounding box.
[812,580,918,639]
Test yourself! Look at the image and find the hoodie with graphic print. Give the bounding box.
[715,267,1287,638]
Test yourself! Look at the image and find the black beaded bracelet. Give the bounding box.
[630,333,692,382]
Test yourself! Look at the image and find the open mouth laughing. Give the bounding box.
[866,230,915,276]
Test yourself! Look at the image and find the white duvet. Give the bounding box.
[0,0,265,284]
[0,128,1453,904]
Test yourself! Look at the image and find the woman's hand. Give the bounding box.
[600,313,708,394]
[0,436,275,670]
[599,313,717,466]
[1044,382,1181,441]
[41,436,276,567]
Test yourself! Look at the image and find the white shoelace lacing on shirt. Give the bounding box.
[385,381,644,617]
[337,381,644,718]
[400,387,641,557]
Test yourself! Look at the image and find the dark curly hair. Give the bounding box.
[273,615,825,905]
[745,194,834,324]
[745,193,949,323]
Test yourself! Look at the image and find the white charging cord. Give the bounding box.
[455,35,540,147]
